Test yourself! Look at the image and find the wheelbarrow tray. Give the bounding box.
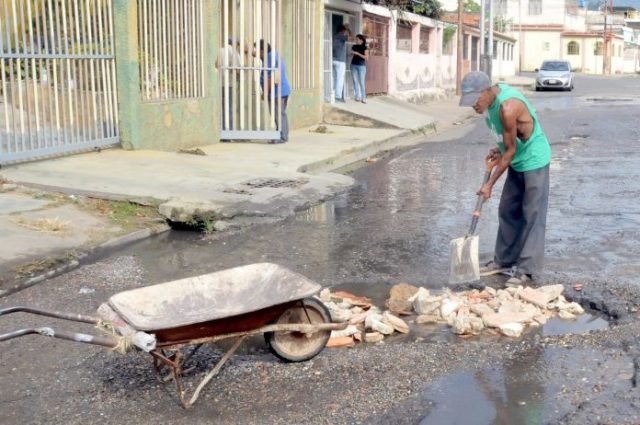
[108,263,321,332]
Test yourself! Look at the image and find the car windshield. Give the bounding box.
[541,62,570,71]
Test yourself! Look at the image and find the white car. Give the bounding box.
[535,60,574,91]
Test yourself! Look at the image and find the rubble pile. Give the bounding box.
[319,289,410,348]
[387,283,585,338]
[322,283,586,348]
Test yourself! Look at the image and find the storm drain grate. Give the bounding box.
[242,178,308,189]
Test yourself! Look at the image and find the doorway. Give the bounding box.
[323,9,357,102]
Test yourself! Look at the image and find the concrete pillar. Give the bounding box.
[113,0,141,150]
[113,0,220,150]
[412,23,420,54]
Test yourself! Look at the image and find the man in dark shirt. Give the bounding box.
[332,24,352,102]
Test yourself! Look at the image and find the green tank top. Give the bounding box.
[485,84,551,172]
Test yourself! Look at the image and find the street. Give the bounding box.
[3,74,640,424]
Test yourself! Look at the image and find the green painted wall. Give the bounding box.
[114,1,321,150]
[114,0,220,150]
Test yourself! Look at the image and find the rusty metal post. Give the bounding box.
[456,0,464,95]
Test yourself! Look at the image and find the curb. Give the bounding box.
[299,114,476,175]
[0,224,171,298]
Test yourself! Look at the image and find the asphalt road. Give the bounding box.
[2,74,640,425]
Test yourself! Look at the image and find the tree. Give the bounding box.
[410,0,443,18]
[464,0,481,13]
[366,0,444,19]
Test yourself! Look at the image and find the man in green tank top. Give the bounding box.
[459,71,551,285]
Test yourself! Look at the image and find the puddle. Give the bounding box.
[542,313,608,336]
[412,345,633,425]
[415,353,561,425]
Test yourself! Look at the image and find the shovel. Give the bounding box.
[448,159,496,285]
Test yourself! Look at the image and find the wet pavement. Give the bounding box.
[2,75,640,424]
[107,76,640,290]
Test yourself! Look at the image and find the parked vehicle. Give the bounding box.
[535,60,574,91]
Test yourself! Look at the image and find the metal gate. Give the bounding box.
[363,13,388,95]
[220,0,283,140]
[0,0,118,165]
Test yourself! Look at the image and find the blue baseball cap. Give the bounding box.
[459,71,492,106]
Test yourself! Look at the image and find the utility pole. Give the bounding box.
[487,0,494,79]
[518,0,523,73]
[480,0,486,72]
[603,0,608,75]
[456,0,464,94]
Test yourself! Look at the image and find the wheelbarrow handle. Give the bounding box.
[0,326,118,348]
[467,159,497,236]
[0,305,99,324]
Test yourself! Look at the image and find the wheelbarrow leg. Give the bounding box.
[185,336,247,408]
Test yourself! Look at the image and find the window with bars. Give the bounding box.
[364,16,389,57]
[419,26,431,54]
[397,22,413,52]
[594,41,603,56]
[137,0,205,101]
[528,0,542,15]
[291,0,317,90]
[567,41,579,55]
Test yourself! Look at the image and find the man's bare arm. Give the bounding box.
[478,100,518,198]
[489,101,518,186]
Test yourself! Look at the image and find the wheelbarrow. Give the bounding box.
[0,263,346,408]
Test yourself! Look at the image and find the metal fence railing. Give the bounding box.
[0,0,119,164]
[137,0,205,101]
[291,0,316,90]
[138,0,206,101]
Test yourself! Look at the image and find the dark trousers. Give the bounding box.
[494,164,550,276]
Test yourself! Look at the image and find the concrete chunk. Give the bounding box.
[519,285,564,309]
[499,322,524,338]
[470,303,495,318]
[483,311,536,328]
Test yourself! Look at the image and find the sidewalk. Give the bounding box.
[497,74,535,90]
[0,96,475,294]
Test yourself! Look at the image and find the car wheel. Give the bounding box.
[535,86,540,92]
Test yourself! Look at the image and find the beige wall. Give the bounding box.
[520,31,562,71]
[566,38,625,74]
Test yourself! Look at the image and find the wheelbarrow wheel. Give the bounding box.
[265,297,331,363]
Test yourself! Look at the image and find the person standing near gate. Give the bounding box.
[459,71,551,285]
[351,34,368,103]
[256,39,291,144]
[332,24,352,103]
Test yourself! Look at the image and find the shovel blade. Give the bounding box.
[448,235,480,284]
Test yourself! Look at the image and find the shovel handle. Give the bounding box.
[467,159,497,236]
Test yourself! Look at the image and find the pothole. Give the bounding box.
[567,134,589,141]
[242,178,308,189]
[587,97,634,102]
[223,188,253,195]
